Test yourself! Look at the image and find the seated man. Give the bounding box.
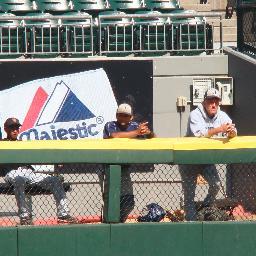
[179,88,237,221]
[103,103,154,222]
[225,0,236,19]
[2,117,78,225]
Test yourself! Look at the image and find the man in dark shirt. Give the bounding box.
[103,103,154,222]
[2,117,78,225]
[103,103,154,139]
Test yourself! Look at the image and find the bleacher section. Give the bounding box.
[0,0,224,57]
[180,0,237,45]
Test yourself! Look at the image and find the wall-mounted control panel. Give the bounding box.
[192,77,233,106]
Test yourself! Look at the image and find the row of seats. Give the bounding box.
[0,1,214,57]
[0,10,213,57]
[1,0,181,14]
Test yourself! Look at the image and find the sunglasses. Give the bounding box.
[117,113,131,118]
[7,125,20,130]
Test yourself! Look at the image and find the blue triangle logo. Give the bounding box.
[55,91,95,123]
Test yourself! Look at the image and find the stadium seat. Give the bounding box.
[240,0,256,4]
[144,0,180,11]
[23,13,61,57]
[34,0,71,13]
[60,11,95,56]
[0,13,23,57]
[72,0,108,14]
[134,10,171,55]
[108,0,142,12]
[170,9,213,54]
[0,0,34,14]
[98,10,134,55]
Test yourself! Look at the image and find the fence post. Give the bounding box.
[237,4,243,52]
[103,164,121,223]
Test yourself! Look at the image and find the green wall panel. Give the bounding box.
[203,222,256,256]
[103,165,121,223]
[0,150,172,164]
[174,149,256,164]
[110,222,203,256]
[18,224,110,256]
[0,227,17,256]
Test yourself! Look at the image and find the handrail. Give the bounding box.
[0,137,256,164]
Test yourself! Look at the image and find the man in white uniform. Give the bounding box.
[2,117,79,225]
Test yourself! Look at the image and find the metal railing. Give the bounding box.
[98,12,223,56]
[0,14,94,57]
[0,12,223,58]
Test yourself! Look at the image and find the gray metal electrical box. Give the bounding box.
[192,77,233,106]
[192,78,213,106]
[214,77,233,105]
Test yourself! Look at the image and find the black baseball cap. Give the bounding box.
[4,118,22,128]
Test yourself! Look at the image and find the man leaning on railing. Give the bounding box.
[179,88,237,221]
[102,103,154,222]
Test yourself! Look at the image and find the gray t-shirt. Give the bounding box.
[186,103,234,138]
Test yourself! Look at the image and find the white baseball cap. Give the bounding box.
[204,88,221,100]
[116,103,132,115]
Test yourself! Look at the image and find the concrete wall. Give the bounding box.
[224,47,256,210]
[152,55,229,137]
[225,47,256,135]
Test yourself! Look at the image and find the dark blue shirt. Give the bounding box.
[103,121,139,139]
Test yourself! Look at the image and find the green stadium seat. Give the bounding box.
[240,0,256,4]
[98,11,134,55]
[0,0,34,14]
[60,11,95,56]
[108,0,142,12]
[23,13,61,57]
[34,0,71,13]
[144,0,180,11]
[0,13,23,57]
[170,10,212,54]
[72,0,108,14]
[134,10,171,55]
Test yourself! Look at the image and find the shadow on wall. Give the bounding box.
[227,163,256,212]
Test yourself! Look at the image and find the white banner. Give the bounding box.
[0,68,117,140]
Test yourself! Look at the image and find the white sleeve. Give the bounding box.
[189,112,208,137]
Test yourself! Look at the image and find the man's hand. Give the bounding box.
[219,123,234,133]
[226,124,237,138]
[207,123,236,138]
[110,121,154,138]
[219,123,236,138]
[138,122,151,135]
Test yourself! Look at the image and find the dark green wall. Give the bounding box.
[2,222,256,256]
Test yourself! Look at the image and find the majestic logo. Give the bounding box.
[19,81,101,140]
[0,69,117,140]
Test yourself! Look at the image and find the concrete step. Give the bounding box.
[210,0,228,10]
[214,26,237,42]
[222,18,237,27]
[207,17,237,27]
[179,0,200,4]
[214,33,237,42]
[180,3,212,11]
[215,26,237,35]
[180,0,229,11]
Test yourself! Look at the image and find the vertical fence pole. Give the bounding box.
[103,164,121,223]
[237,5,243,52]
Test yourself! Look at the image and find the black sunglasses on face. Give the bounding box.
[7,126,20,130]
